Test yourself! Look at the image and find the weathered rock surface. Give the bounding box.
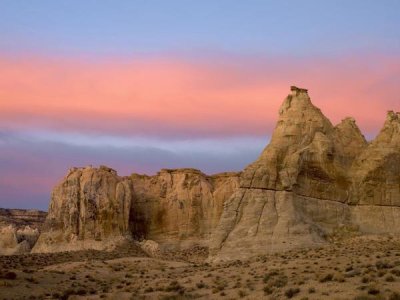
[350,111,400,206]
[131,169,240,249]
[0,209,46,255]
[33,86,400,260]
[32,166,134,253]
[34,167,239,253]
[208,86,400,261]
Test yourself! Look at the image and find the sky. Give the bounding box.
[0,1,399,210]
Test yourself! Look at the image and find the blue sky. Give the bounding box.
[1,0,399,56]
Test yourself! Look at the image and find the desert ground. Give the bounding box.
[1,236,400,300]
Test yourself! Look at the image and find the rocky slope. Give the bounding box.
[0,209,46,255]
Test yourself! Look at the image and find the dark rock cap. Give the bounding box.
[290,86,308,93]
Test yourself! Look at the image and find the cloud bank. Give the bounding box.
[0,52,399,209]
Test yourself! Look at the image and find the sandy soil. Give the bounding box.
[1,236,400,299]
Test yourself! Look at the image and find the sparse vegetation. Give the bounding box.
[285,287,300,298]
[1,236,400,299]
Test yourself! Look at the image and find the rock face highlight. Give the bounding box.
[208,86,400,261]
[0,209,46,255]
[33,166,134,253]
[131,169,240,249]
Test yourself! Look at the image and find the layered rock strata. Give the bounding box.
[0,209,47,227]
[208,87,400,261]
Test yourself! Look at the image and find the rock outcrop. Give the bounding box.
[32,166,134,253]
[34,167,239,253]
[131,169,240,249]
[33,86,400,260]
[208,86,400,261]
[0,209,46,255]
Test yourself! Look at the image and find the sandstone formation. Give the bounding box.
[32,86,400,261]
[349,111,400,233]
[0,209,46,255]
[208,86,400,261]
[131,169,240,249]
[32,166,134,253]
[33,166,239,253]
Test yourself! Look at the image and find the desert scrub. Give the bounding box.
[333,272,345,282]
[391,269,400,276]
[376,260,392,269]
[25,276,39,284]
[76,288,87,295]
[238,290,247,298]
[386,275,396,282]
[285,287,300,299]
[0,271,17,280]
[263,285,274,295]
[367,286,380,295]
[353,295,376,300]
[389,292,400,300]
[318,273,333,282]
[361,276,370,283]
[165,280,185,294]
[263,270,288,288]
[196,281,206,289]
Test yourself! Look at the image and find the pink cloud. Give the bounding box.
[0,53,399,138]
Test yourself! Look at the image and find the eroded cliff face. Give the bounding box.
[33,166,133,253]
[350,112,400,206]
[0,209,46,255]
[208,86,400,261]
[348,112,400,233]
[130,169,240,248]
[34,166,239,253]
[33,86,400,260]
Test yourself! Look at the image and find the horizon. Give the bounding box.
[0,1,399,210]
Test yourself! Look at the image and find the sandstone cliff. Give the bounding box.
[0,209,46,255]
[208,86,400,261]
[34,166,239,253]
[33,86,400,260]
[131,169,239,249]
[32,166,133,253]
